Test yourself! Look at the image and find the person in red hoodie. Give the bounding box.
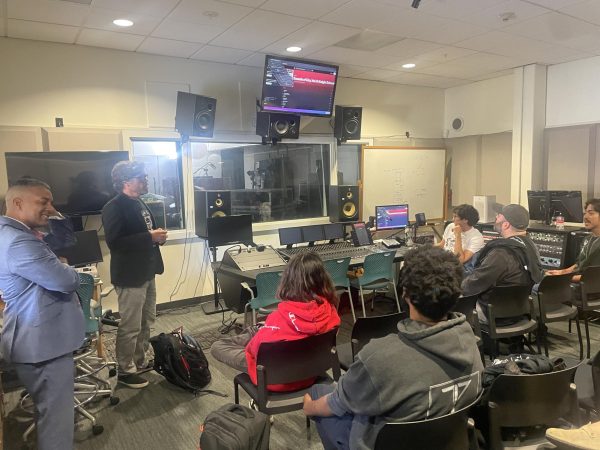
[210,252,340,392]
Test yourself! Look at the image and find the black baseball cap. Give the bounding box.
[493,203,530,230]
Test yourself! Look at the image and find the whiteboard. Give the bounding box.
[361,147,446,221]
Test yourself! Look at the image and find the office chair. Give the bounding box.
[570,266,600,358]
[241,271,282,326]
[323,257,354,321]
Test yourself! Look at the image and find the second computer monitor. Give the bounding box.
[375,204,409,231]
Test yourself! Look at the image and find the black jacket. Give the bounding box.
[102,193,164,287]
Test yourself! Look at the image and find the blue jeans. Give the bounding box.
[309,384,354,450]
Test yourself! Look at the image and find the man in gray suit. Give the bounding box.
[0,178,85,450]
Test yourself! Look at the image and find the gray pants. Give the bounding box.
[210,326,260,372]
[115,279,156,374]
[14,353,75,450]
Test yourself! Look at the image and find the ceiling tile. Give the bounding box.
[85,7,161,35]
[221,0,266,6]
[190,45,253,63]
[526,0,587,10]
[137,37,203,58]
[338,64,371,77]
[236,52,267,67]
[168,0,253,27]
[92,0,181,17]
[451,52,526,71]
[386,71,469,89]
[0,20,5,37]
[468,68,514,81]
[502,11,600,52]
[561,0,600,27]
[352,68,402,82]
[461,0,549,29]
[404,0,508,20]
[418,46,478,63]
[262,21,360,57]
[7,0,89,27]
[77,28,145,51]
[456,30,520,51]
[7,18,79,44]
[209,10,310,51]
[320,0,403,29]
[376,38,441,58]
[151,19,225,43]
[260,0,348,20]
[309,46,401,68]
[385,58,440,71]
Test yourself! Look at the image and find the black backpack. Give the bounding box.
[200,403,270,450]
[150,327,226,397]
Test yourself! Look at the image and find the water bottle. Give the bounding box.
[555,213,565,230]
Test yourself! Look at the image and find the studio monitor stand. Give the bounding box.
[200,245,230,315]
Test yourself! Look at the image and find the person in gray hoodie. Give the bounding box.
[303,245,484,450]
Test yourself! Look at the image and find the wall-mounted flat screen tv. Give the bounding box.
[260,55,339,117]
[5,151,129,216]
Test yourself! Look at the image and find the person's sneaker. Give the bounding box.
[136,359,154,374]
[118,373,149,389]
[546,422,600,450]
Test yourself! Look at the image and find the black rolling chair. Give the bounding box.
[487,361,582,450]
[480,285,538,360]
[535,274,583,359]
[336,312,405,370]
[452,294,484,362]
[233,328,341,437]
[375,393,482,450]
[571,266,600,359]
[575,350,600,420]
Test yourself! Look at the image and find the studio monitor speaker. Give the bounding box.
[329,185,359,222]
[256,112,300,141]
[176,91,217,138]
[334,106,362,142]
[194,190,231,238]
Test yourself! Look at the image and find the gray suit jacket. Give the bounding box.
[0,216,85,364]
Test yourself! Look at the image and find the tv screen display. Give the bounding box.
[527,190,549,222]
[207,214,253,247]
[261,55,339,117]
[375,204,409,231]
[56,230,103,267]
[5,151,129,216]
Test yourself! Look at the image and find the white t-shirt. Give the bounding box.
[442,223,485,256]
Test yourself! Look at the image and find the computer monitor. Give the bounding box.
[278,227,303,246]
[549,191,583,223]
[302,225,325,243]
[527,190,550,223]
[207,214,253,247]
[375,204,409,231]
[324,223,344,241]
[56,230,103,267]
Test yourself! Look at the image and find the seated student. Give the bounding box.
[436,204,484,270]
[303,246,483,450]
[210,252,340,392]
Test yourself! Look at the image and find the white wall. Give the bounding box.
[0,37,446,308]
[444,74,513,138]
[547,55,600,128]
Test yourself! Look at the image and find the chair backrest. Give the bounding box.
[581,265,600,302]
[538,273,573,309]
[592,350,600,408]
[351,312,405,358]
[359,251,396,286]
[255,328,340,386]
[76,272,98,334]
[487,362,580,428]
[452,295,481,338]
[374,394,481,450]
[323,257,351,288]
[486,285,532,321]
[251,271,282,309]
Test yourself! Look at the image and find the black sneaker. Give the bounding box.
[118,373,149,389]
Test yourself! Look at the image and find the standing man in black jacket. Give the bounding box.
[102,161,167,388]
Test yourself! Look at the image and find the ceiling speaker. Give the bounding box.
[451,117,464,132]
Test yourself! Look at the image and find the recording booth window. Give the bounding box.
[191,141,332,223]
[337,143,361,185]
[131,139,185,230]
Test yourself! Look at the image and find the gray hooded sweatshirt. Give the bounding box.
[327,312,484,450]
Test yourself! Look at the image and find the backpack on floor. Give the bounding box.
[199,403,270,450]
[150,327,225,397]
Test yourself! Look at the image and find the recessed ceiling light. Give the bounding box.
[286,46,302,53]
[113,19,133,27]
[402,63,416,69]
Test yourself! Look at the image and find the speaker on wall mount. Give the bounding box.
[194,190,231,238]
[334,105,362,143]
[175,91,217,139]
[329,185,359,222]
[256,111,300,144]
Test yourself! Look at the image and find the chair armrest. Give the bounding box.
[241,282,255,299]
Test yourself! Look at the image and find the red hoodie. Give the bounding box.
[244,297,340,392]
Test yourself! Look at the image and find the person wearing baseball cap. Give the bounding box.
[102,160,167,388]
[462,203,543,324]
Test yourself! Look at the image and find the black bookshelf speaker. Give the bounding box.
[256,112,300,140]
[329,185,359,222]
[175,91,217,138]
[194,190,231,238]
[334,106,362,142]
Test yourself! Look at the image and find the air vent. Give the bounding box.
[334,31,404,52]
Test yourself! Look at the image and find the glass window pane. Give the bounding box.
[337,143,361,185]
[131,140,184,230]
[192,142,330,223]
